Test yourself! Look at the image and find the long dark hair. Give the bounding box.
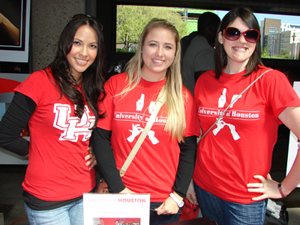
[215,7,264,79]
[49,14,106,128]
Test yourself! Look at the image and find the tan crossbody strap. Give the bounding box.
[119,87,167,177]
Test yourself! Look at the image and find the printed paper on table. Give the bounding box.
[83,193,150,225]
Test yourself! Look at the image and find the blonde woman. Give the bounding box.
[92,18,200,225]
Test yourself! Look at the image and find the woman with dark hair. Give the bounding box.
[92,18,199,225]
[0,14,106,224]
[189,7,300,225]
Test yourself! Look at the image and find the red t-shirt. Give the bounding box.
[15,68,96,201]
[193,66,300,204]
[97,73,200,202]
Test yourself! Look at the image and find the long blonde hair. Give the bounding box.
[123,18,186,142]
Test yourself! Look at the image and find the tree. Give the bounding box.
[261,46,269,58]
[116,5,189,50]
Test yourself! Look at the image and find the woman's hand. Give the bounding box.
[155,193,182,215]
[247,174,284,201]
[96,179,109,193]
[186,179,198,205]
[85,147,97,170]
[119,187,134,194]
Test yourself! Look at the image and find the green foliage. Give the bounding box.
[116,48,136,53]
[281,50,290,55]
[261,46,293,59]
[280,51,292,59]
[261,46,268,58]
[116,5,189,51]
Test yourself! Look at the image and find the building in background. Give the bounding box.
[261,18,281,56]
[281,23,300,59]
[261,19,300,58]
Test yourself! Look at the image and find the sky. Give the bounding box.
[215,10,300,25]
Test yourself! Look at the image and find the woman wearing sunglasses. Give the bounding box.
[189,7,300,225]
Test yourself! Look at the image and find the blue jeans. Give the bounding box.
[194,182,267,225]
[150,202,181,225]
[24,199,84,225]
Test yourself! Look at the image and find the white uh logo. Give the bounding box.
[53,104,95,142]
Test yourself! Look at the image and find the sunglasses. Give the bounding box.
[223,27,260,43]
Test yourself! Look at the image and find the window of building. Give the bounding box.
[116,5,300,60]
[270,27,275,34]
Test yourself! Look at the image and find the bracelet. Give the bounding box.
[278,183,286,198]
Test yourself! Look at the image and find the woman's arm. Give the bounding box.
[0,92,36,156]
[156,135,197,215]
[248,106,300,200]
[173,135,197,197]
[91,127,126,193]
[274,106,300,196]
[0,13,20,45]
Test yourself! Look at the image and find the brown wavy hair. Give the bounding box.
[48,14,106,128]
